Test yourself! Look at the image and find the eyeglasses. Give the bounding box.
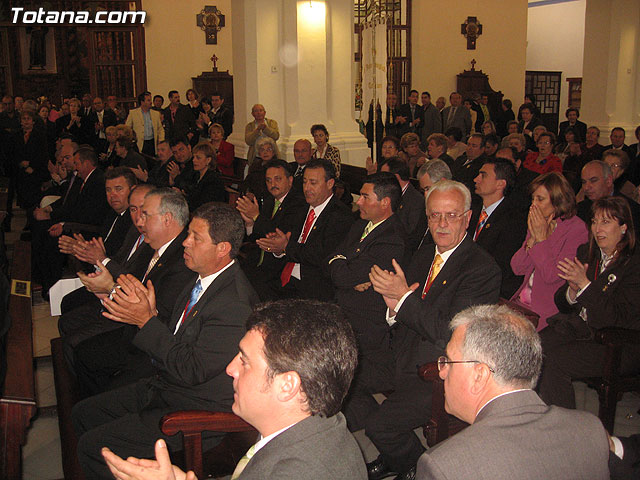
[537,141,551,146]
[427,211,468,223]
[437,356,495,373]
[139,211,162,221]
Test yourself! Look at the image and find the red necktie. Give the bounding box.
[281,209,316,286]
[473,210,488,241]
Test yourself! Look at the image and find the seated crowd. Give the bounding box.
[0,88,639,480]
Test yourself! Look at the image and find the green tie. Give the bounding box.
[258,199,282,266]
[231,443,257,479]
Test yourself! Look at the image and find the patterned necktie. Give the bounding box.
[258,200,282,267]
[143,251,160,282]
[360,221,373,241]
[230,443,257,479]
[175,280,202,333]
[473,210,489,241]
[281,209,316,286]
[422,254,443,298]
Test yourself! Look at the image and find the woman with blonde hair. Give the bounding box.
[510,172,588,330]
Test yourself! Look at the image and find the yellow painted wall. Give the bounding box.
[527,0,586,119]
[142,0,233,101]
[412,0,528,108]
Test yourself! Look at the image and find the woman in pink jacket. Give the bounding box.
[511,172,588,330]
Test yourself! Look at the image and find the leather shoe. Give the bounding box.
[392,466,416,480]
[367,456,397,480]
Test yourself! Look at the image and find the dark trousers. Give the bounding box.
[344,364,431,474]
[73,382,179,480]
[537,324,640,409]
[73,381,223,480]
[142,139,155,157]
[74,325,154,397]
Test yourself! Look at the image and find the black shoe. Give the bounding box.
[367,456,397,480]
[392,466,416,480]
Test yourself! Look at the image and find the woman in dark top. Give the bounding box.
[114,135,147,171]
[242,136,278,206]
[538,196,640,409]
[38,104,57,161]
[182,142,226,210]
[186,88,203,119]
[14,110,49,209]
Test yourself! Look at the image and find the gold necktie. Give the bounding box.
[360,221,373,241]
[422,254,443,298]
[143,251,160,281]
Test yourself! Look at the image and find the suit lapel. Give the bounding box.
[172,262,238,335]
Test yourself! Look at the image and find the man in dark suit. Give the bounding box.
[329,172,405,391]
[558,107,587,143]
[495,146,537,211]
[470,158,526,298]
[73,203,258,479]
[58,183,154,316]
[450,133,487,195]
[603,127,634,159]
[396,89,424,138]
[58,166,136,267]
[62,189,197,393]
[102,299,367,480]
[360,180,501,480]
[84,96,118,151]
[441,92,472,137]
[577,159,640,236]
[163,90,197,142]
[288,138,313,195]
[32,145,109,295]
[380,159,427,262]
[237,159,307,300]
[210,91,233,139]
[256,159,354,301]
[416,304,610,479]
[420,91,442,150]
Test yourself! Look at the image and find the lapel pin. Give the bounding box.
[442,280,447,285]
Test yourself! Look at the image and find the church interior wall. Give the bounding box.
[411,0,528,110]
[526,0,586,122]
[142,0,234,101]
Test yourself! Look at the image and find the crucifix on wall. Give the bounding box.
[461,16,482,50]
[196,6,225,45]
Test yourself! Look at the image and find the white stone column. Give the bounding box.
[581,0,640,139]
[228,0,369,166]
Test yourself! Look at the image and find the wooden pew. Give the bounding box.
[0,240,36,480]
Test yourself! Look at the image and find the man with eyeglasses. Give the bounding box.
[362,180,500,480]
[416,304,610,479]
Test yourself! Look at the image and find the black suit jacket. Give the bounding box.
[451,154,486,194]
[210,105,233,139]
[397,103,424,137]
[392,236,501,376]
[51,168,109,226]
[105,225,154,280]
[248,191,307,274]
[558,120,587,143]
[397,183,428,263]
[555,244,640,331]
[284,196,354,301]
[185,168,226,211]
[163,103,197,141]
[329,216,405,353]
[133,261,258,426]
[468,197,527,298]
